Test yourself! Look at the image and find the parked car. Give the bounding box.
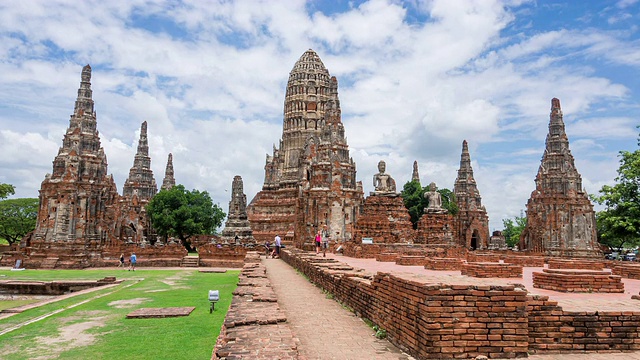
[605,252,619,260]
[623,253,637,261]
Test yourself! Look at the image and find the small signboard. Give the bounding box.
[362,237,373,244]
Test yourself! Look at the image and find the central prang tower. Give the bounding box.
[520,98,600,257]
[248,49,363,247]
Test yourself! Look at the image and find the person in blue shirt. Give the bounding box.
[129,252,137,271]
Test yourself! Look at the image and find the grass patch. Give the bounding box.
[0,268,238,359]
[0,299,42,311]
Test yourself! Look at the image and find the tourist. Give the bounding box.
[322,226,329,257]
[129,252,137,271]
[118,253,125,268]
[274,234,281,258]
[315,231,322,255]
[264,239,271,257]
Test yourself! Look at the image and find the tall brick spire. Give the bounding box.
[454,140,489,249]
[248,49,363,247]
[161,153,176,191]
[123,121,157,201]
[34,65,119,243]
[454,140,479,200]
[221,175,254,244]
[520,98,600,257]
[411,160,420,183]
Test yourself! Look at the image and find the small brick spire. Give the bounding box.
[161,153,176,191]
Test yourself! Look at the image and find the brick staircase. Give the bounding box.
[181,256,199,268]
[41,257,59,269]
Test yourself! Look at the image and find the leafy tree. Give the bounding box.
[0,198,39,245]
[401,180,458,229]
[401,180,424,228]
[502,213,527,248]
[146,185,226,252]
[0,183,15,199]
[592,134,640,252]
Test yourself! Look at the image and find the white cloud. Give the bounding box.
[0,0,639,234]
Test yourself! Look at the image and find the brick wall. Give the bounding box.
[396,255,427,266]
[503,256,545,267]
[612,264,640,280]
[376,253,400,262]
[467,253,501,263]
[461,262,523,278]
[532,269,624,293]
[214,252,298,359]
[279,249,640,358]
[548,258,605,270]
[527,295,640,353]
[281,249,528,359]
[424,258,464,271]
[343,242,466,259]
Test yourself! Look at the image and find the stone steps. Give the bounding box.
[41,257,59,269]
[181,256,199,267]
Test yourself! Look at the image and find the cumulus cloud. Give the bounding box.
[0,0,639,232]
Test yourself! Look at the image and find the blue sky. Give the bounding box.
[0,0,639,231]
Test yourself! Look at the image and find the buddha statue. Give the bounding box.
[424,182,447,214]
[373,160,396,194]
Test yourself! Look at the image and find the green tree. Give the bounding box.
[592,134,640,252]
[502,213,527,248]
[401,180,424,228]
[0,183,15,199]
[146,185,226,252]
[401,181,458,229]
[0,198,39,245]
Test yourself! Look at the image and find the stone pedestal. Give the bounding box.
[353,194,415,244]
[415,212,454,245]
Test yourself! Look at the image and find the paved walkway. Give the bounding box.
[263,256,414,360]
[265,252,640,360]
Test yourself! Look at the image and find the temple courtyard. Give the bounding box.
[3,252,640,359]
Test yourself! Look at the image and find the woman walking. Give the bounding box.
[118,253,125,268]
[315,231,322,255]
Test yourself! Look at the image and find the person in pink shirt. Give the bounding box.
[315,231,322,255]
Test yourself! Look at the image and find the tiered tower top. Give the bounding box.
[535,98,583,195]
[263,49,350,190]
[454,140,485,210]
[49,64,108,182]
[161,153,176,191]
[122,121,157,201]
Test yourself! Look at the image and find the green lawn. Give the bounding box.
[0,268,238,359]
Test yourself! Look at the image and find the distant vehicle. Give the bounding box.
[623,253,636,261]
[605,253,619,260]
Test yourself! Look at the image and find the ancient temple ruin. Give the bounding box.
[117,121,158,243]
[248,49,363,247]
[453,140,490,250]
[32,65,120,247]
[520,98,600,257]
[4,65,189,268]
[220,175,254,244]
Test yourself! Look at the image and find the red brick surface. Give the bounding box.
[396,255,427,266]
[533,268,624,293]
[613,264,640,280]
[281,249,529,359]
[376,253,400,262]
[214,252,298,359]
[461,262,523,278]
[503,256,545,267]
[548,258,605,270]
[424,258,465,271]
